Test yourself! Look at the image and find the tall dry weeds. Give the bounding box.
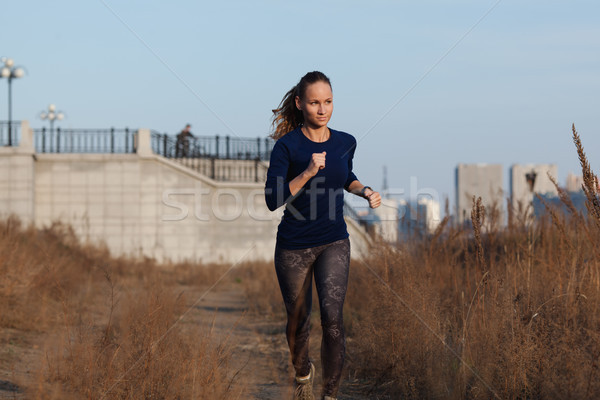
[573,124,600,230]
[240,126,600,399]
[0,217,242,399]
[471,196,486,271]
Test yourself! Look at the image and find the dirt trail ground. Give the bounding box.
[1,281,380,399]
[183,283,379,399]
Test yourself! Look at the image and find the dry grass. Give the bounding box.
[4,125,599,399]
[347,125,600,399]
[241,125,600,399]
[0,218,242,399]
[237,260,284,318]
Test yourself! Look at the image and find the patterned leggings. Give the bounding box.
[274,238,350,398]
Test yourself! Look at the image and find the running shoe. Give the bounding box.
[293,362,315,400]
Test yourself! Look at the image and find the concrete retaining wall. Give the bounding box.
[0,123,370,264]
[0,121,35,224]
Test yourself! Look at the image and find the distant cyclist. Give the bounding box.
[175,124,194,157]
[265,71,381,400]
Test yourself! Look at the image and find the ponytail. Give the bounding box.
[271,71,331,140]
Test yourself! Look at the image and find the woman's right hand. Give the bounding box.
[305,151,326,177]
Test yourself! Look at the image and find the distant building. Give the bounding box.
[418,197,441,233]
[370,197,399,242]
[455,163,503,224]
[397,197,441,238]
[566,172,584,193]
[510,164,558,216]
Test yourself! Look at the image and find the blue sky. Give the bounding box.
[2,0,599,209]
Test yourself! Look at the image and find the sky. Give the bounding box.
[2,0,599,212]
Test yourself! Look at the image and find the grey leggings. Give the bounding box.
[274,238,350,398]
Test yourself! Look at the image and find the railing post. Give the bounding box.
[211,157,215,180]
[41,127,46,153]
[125,127,130,152]
[225,136,230,159]
[56,127,61,153]
[255,158,259,182]
[264,138,269,160]
[110,127,115,153]
[163,134,168,157]
[215,135,220,159]
[257,137,261,160]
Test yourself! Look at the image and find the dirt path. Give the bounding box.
[0,282,381,400]
[185,283,379,400]
[184,285,290,399]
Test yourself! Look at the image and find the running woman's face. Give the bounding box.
[295,81,333,130]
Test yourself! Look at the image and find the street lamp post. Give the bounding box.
[40,104,65,137]
[0,57,26,146]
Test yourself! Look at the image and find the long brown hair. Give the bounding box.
[270,71,332,139]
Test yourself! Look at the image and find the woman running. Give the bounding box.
[265,71,381,400]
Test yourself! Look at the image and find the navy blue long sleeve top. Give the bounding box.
[265,126,359,249]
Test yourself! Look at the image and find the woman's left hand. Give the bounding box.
[364,188,381,209]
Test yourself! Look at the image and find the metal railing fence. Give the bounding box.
[150,131,274,161]
[3,125,277,183]
[33,127,136,153]
[150,132,275,182]
[165,156,270,182]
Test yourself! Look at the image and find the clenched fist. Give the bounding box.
[363,187,382,209]
[305,151,326,177]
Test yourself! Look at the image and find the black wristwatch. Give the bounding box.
[360,186,373,197]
